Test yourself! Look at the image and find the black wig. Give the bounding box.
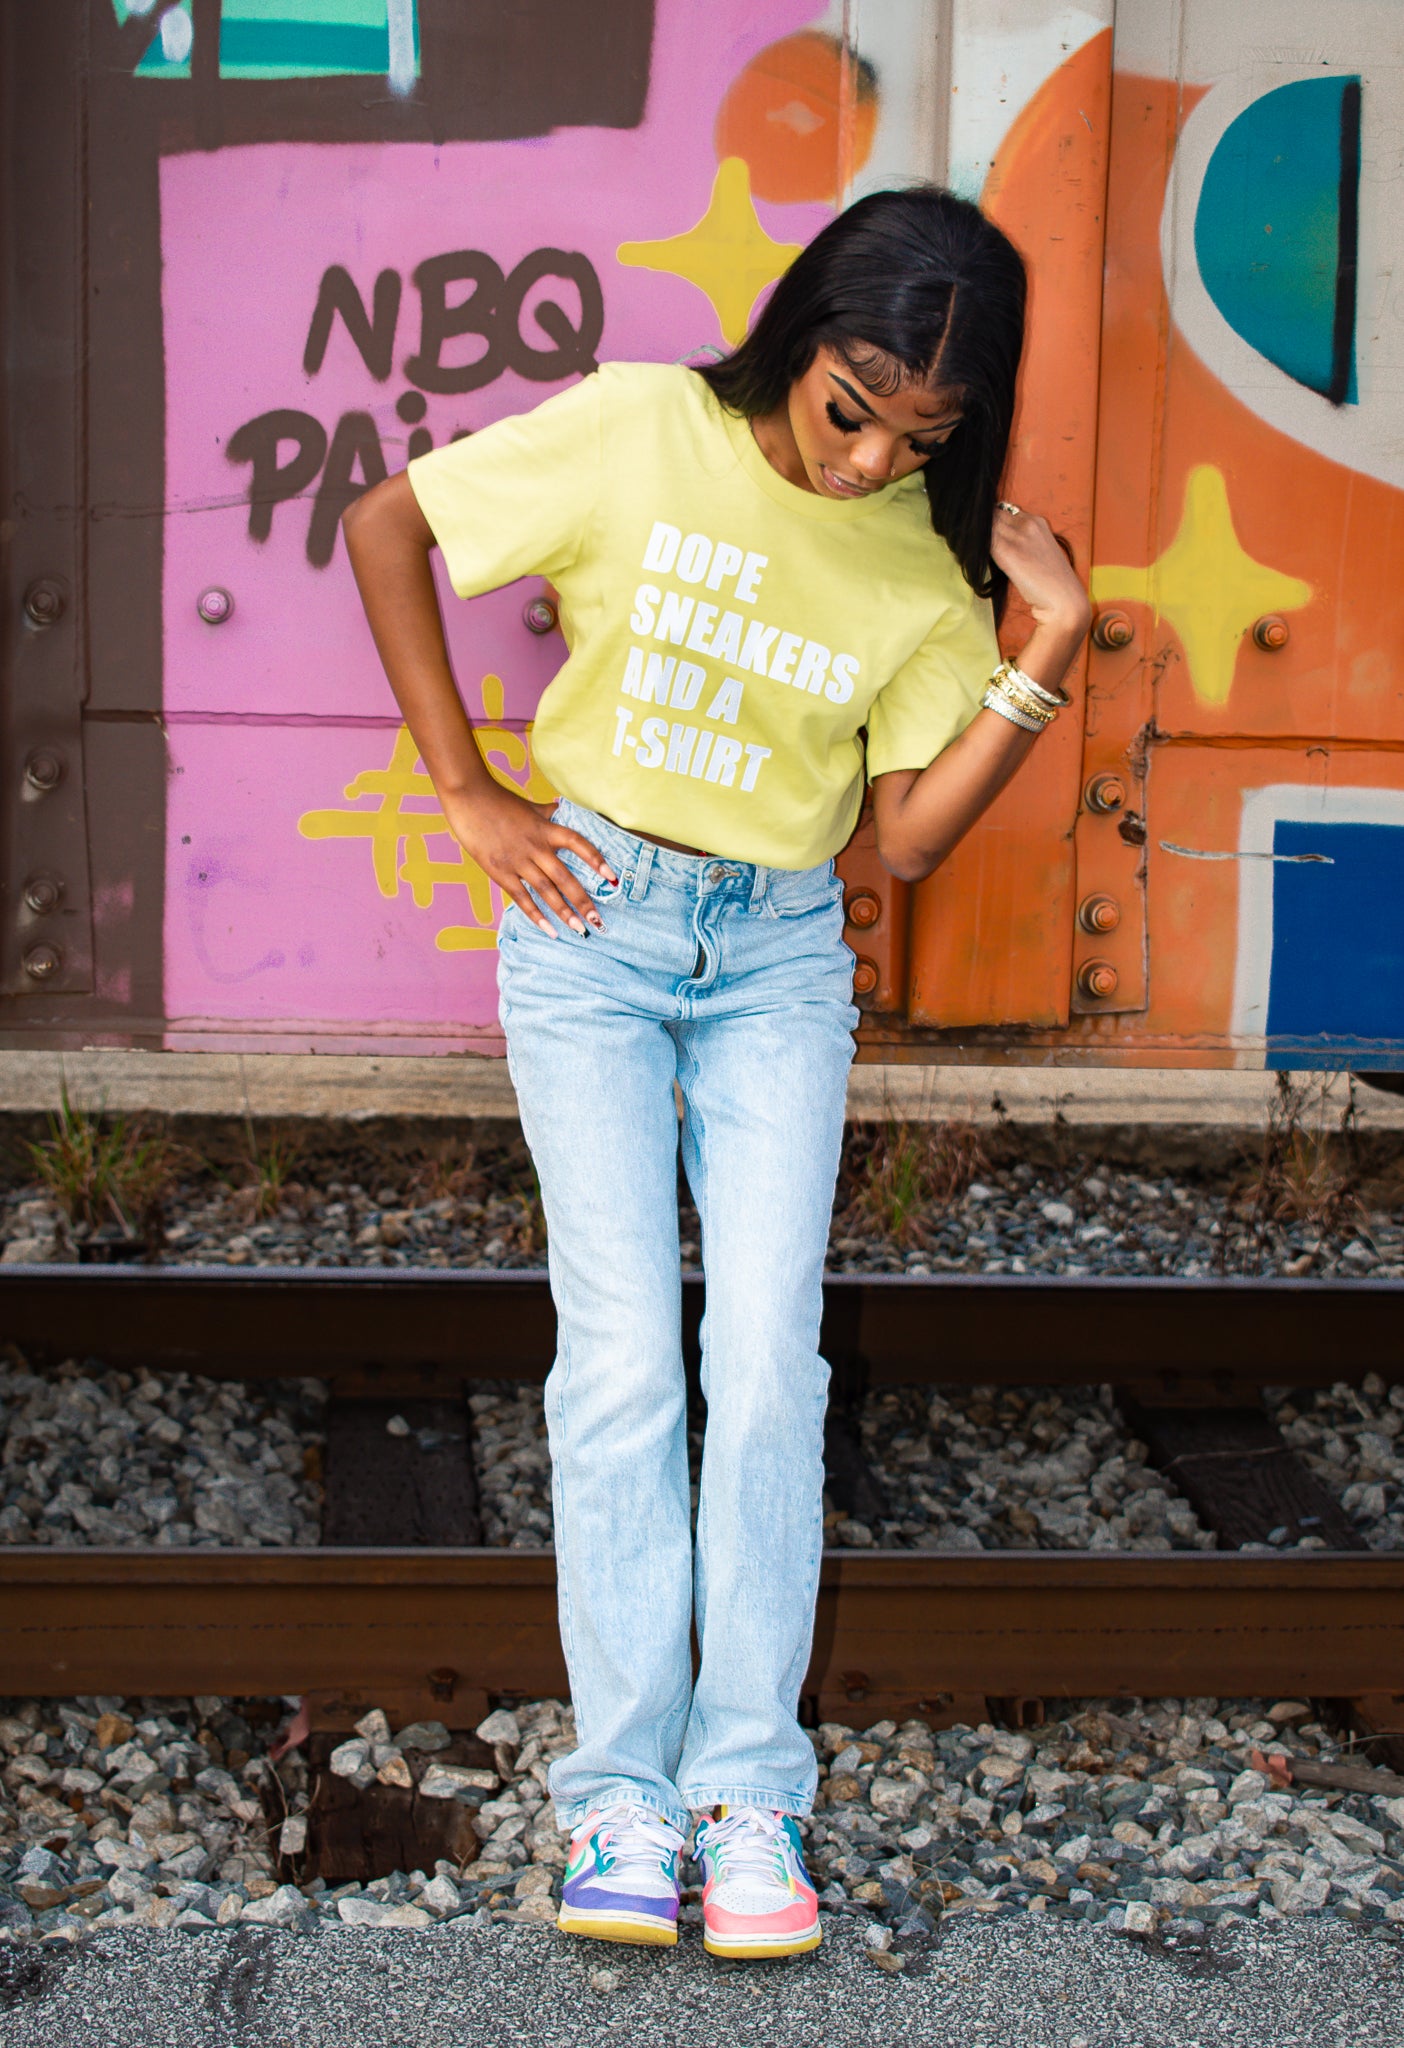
[699,186,1026,616]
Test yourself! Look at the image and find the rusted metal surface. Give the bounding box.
[4,1263,1401,1397]
[3,1551,1401,1728]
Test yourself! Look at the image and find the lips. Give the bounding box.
[819,465,873,498]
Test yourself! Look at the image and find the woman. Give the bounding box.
[344,186,1090,1959]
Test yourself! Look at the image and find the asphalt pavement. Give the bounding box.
[0,1913,1398,2048]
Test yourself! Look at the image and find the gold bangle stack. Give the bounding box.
[981,658,1070,735]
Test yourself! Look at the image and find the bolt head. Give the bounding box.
[23,750,64,793]
[197,587,234,625]
[22,942,61,981]
[1078,893,1121,934]
[23,580,65,627]
[851,958,879,998]
[1252,613,1289,651]
[1092,609,1134,650]
[522,597,559,636]
[1077,958,1119,1000]
[23,875,63,915]
[845,891,881,929]
[1084,773,1126,815]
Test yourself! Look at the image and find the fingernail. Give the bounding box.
[603,869,619,885]
[588,914,604,930]
[568,917,587,936]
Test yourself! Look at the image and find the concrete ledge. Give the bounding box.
[0,1050,1401,1131]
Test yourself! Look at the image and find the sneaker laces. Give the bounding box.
[695,1807,790,1886]
[577,1804,684,1886]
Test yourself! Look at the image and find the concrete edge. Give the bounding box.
[0,1050,1402,1130]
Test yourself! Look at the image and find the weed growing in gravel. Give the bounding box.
[237,1121,305,1221]
[406,1139,484,1205]
[843,1116,989,1245]
[1240,1073,1360,1239]
[22,1088,174,1234]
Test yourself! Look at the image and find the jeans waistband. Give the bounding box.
[553,799,833,913]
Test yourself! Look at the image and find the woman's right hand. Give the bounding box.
[440,778,618,937]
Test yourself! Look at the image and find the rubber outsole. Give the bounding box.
[703,1926,822,1959]
[556,1909,679,1947]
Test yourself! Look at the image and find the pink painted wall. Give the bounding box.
[161,0,830,1044]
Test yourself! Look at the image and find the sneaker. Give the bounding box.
[694,1806,821,1958]
[557,1803,684,1946]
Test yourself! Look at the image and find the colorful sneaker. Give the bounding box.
[557,1803,684,1946]
[694,1807,821,1958]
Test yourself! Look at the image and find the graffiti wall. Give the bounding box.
[3,1,1401,1065]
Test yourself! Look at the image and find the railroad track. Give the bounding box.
[2,1263,1403,1742]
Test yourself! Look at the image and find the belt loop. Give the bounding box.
[747,863,770,914]
[629,839,656,901]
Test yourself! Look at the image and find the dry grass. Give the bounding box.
[1237,1072,1361,1236]
[841,1115,989,1246]
[23,1089,175,1234]
[232,1122,305,1222]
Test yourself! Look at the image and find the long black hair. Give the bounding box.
[698,186,1026,617]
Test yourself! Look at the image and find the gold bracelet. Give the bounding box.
[992,658,1070,710]
[986,671,1056,727]
[981,682,1049,733]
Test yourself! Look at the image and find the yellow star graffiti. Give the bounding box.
[298,676,555,954]
[1091,465,1313,708]
[617,156,805,347]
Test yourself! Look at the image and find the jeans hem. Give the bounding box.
[679,1789,814,1819]
[554,1789,691,1835]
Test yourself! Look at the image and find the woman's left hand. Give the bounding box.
[990,502,1091,633]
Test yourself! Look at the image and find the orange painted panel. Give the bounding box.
[907,30,1113,1027]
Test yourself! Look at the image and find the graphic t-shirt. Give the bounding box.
[408,363,999,870]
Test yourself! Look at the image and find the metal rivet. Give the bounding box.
[427,1666,458,1702]
[1252,613,1289,651]
[22,943,61,982]
[23,580,65,627]
[523,596,559,635]
[1091,609,1134,651]
[851,958,879,998]
[23,874,64,916]
[197,587,235,625]
[1077,892,1121,934]
[845,890,881,929]
[23,750,65,793]
[1077,958,1119,1000]
[1084,772,1126,816]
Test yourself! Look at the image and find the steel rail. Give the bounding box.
[3,1551,1402,1726]
[3,1263,1403,1395]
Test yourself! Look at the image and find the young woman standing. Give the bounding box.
[344,187,1090,1959]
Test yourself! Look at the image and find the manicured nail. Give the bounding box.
[588,913,605,930]
[568,917,587,936]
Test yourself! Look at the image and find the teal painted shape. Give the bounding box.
[1194,75,1358,403]
[134,1,193,75]
[218,2,419,79]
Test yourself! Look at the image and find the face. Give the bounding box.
[786,343,964,500]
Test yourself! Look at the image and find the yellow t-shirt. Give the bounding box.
[408,362,998,870]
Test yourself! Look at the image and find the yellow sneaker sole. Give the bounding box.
[556,1909,678,1947]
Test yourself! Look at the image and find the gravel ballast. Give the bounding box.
[3,1692,1403,1949]
[0,1356,324,1549]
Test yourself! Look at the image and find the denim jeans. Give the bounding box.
[495,798,858,1832]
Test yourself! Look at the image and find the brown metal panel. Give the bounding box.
[3,1550,1401,1708]
[0,1,95,999]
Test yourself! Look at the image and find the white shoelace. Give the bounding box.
[579,1803,684,1886]
[695,1807,789,1886]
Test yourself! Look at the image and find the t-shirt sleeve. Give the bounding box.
[864,580,1000,778]
[406,373,603,598]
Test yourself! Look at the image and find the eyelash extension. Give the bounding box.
[825,396,946,455]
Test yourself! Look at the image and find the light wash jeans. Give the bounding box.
[495,798,858,1833]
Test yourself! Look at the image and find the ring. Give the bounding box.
[996,500,1022,516]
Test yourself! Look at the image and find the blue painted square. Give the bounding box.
[1265,820,1404,1063]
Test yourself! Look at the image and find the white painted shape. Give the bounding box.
[1161,49,1404,493]
[1231,784,1404,1039]
[386,0,417,97]
[160,4,193,64]
[946,0,1112,200]
[815,0,948,198]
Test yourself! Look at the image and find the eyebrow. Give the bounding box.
[828,372,960,434]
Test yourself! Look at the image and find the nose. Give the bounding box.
[850,431,898,482]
